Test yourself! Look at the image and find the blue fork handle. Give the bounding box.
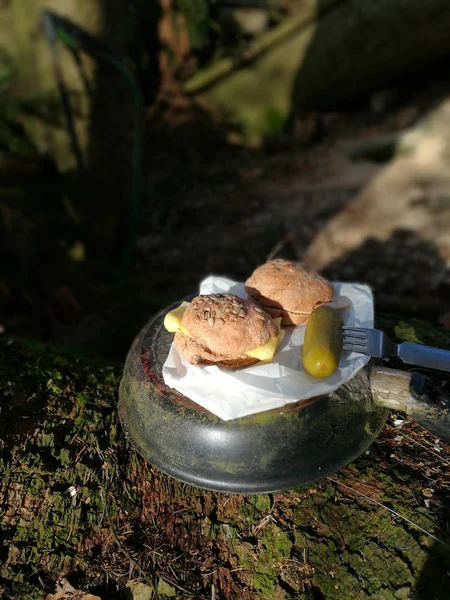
[398,342,450,373]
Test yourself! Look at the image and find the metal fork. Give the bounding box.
[342,327,450,373]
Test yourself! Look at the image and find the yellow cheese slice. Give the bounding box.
[164,303,284,363]
[245,317,284,362]
[163,301,190,334]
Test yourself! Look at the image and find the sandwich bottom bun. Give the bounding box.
[245,259,333,326]
[174,332,259,368]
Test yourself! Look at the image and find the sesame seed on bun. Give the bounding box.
[174,293,278,368]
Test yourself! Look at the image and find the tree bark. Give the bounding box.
[291,0,450,112]
[1,315,449,599]
[10,0,102,172]
[184,0,342,96]
[7,0,130,243]
[188,0,450,139]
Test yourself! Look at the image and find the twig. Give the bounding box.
[99,481,159,598]
[328,476,450,548]
[184,0,340,95]
[404,434,450,467]
[266,232,293,262]
[158,574,207,599]
[109,521,159,599]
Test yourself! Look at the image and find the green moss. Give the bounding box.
[321,484,335,500]
[288,472,450,599]
[58,447,71,467]
[0,334,123,597]
[256,494,271,512]
[239,495,271,522]
[262,523,292,561]
[376,314,450,349]
[393,322,423,344]
[46,371,64,395]
[29,477,46,496]
[0,581,45,600]
[37,432,54,447]
[233,523,292,599]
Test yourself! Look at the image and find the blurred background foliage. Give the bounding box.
[2,0,450,361]
[0,0,293,359]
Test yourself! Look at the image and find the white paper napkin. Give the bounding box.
[162,276,373,421]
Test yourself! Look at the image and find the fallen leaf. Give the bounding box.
[44,578,102,600]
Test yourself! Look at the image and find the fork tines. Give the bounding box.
[342,327,368,351]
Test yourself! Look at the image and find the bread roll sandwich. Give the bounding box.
[164,293,284,368]
[245,259,334,326]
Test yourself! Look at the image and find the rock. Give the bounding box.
[157,579,177,597]
[394,586,412,600]
[229,8,269,37]
[44,578,101,600]
[126,582,154,600]
[299,98,450,314]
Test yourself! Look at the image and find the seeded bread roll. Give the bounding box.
[174,293,278,368]
[245,259,333,326]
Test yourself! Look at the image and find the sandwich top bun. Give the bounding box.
[245,259,333,326]
[171,293,280,368]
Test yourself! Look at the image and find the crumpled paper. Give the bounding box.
[162,276,373,421]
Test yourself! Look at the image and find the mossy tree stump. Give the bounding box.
[0,315,449,599]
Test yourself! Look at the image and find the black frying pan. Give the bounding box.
[118,299,449,494]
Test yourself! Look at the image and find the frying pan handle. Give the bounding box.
[369,366,450,444]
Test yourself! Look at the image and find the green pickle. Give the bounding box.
[302,305,343,378]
